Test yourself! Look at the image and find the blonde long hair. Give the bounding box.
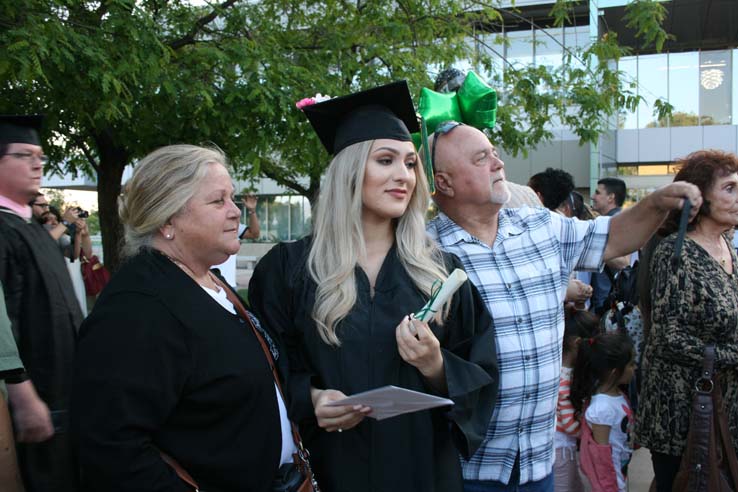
[308,140,450,346]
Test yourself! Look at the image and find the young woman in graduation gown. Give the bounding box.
[249,82,499,492]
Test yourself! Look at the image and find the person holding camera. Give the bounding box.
[42,206,92,313]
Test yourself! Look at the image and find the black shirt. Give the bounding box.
[72,250,283,492]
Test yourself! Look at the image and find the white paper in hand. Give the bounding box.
[325,385,454,421]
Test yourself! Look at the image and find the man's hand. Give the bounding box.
[61,208,79,225]
[75,219,89,237]
[6,381,54,443]
[565,278,592,305]
[604,181,703,261]
[650,181,702,219]
[242,195,258,212]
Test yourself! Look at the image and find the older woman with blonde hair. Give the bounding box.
[249,82,498,492]
[71,145,298,492]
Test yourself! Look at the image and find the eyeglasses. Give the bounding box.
[431,121,464,171]
[32,202,49,209]
[3,152,49,164]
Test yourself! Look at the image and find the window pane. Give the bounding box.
[535,27,563,70]
[267,196,290,242]
[506,29,534,68]
[668,52,700,127]
[700,50,732,125]
[637,54,668,128]
[289,195,311,240]
[564,25,592,51]
[477,32,505,85]
[563,26,590,72]
[734,49,738,125]
[618,57,638,129]
[253,200,266,241]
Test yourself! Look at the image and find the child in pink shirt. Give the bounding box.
[572,332,636,492]
[554,310,598,492]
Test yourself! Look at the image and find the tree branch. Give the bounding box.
[168,0,247,50]
[74,136,100,174]
[94,0,109,22]
[260,164,309,196]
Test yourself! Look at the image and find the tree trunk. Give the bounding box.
[94,132,129,273]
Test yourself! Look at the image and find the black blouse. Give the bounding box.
[249,237,499,492]
[71,250,283,492]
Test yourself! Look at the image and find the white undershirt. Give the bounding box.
[203,286,298,466]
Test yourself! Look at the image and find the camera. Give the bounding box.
[75,207,89,219]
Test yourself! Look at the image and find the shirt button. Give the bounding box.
[506,283,511,289]
[525,355,531,361]
[516,317,523,323]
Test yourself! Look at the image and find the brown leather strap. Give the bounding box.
[160,451,199,491]
[701,345,716,380]
[213,275,306,450]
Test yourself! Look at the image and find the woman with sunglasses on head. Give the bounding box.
[249,82,498,492]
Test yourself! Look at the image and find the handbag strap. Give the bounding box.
[158,274,306,492]
[159,451,200,491]
[212,275,306,451]
[705,344,738,487]
[701,345,716,382]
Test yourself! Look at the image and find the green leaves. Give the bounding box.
[1,0,675,254]
[624,0,674,52]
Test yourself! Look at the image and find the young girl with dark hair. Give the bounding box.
[554,310,599,492]
[571,332,636,492]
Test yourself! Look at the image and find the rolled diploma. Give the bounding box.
[413,268,468,323]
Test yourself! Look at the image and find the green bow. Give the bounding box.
[412,71,498,150]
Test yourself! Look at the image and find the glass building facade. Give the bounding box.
[619,49,735,129]
[245,194,311,242]
[465,2,738,194]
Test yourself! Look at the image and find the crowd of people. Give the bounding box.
[0,74,736,492]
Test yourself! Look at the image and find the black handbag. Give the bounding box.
[272,462,309,492]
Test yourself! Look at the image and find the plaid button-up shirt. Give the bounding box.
[427,207,611,485]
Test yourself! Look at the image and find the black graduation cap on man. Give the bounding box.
[300,81,420,156]
[0,115,44,146]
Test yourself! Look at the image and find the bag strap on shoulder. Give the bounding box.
[213,275,307,451]
[159,451,200,491]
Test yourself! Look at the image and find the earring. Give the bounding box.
[166,233,172,239]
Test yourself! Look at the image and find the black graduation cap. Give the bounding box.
[301,81,419,155]
[0,115,44,146]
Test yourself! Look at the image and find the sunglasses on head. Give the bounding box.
[569,191,584,218]
[431,121,465,171]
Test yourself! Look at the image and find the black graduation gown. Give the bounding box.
[71,250,283,492]
[0,207,82,492]
[249,237,499,492]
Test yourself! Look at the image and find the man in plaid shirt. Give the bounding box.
[426,124,701,492]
